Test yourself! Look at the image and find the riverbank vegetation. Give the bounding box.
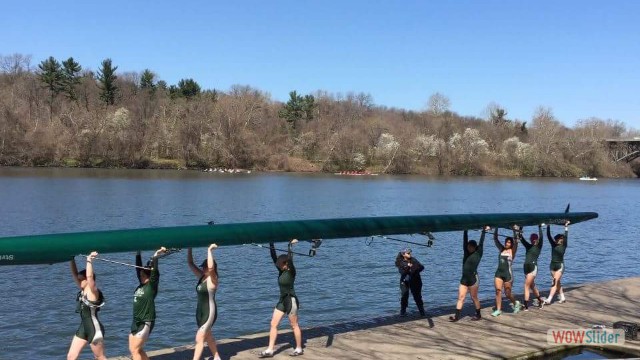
[0,54,636,177]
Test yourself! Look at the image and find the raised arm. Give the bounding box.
[564,221,569,247]
[493,228,504,251]
[136,251,143,282]
[187,248,203,278]
[463,230,469,255]
[519,231,531,249]
[149,247,165,291]
[537,225,544,249]
[70,256,82,289]
[85,251,98,294]
[547,224,555,246]
[288,239,297,276]
[479,226,488,249]
[207,244,217,269]
[512,226,519,257]
[269,242,278,265]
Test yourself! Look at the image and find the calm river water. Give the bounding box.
[0,168,637,359]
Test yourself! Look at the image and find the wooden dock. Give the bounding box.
[109,277,640,359]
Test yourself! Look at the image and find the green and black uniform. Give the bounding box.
[195,275,217,331]
[461,230,486,286]
[548,226,568,272]
[75,289,105,344]
[270,243,299,315]
[520,226,543,276]
[131,254,159,335]
[494,230,518,282]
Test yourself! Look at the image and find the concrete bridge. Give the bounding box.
[606,138,640,162]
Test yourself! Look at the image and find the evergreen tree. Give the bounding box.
[97,58,118,106]
[61,57,82,101]
[37,56,64,119]
[278,90,316,129]
[38,56,64,96]
[156,80,168,91]
[140,69,155,90]
[177,78,201,99]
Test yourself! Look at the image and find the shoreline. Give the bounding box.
[108,277,640,359]
[0,165,635,179]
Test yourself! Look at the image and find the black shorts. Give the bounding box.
[276,295,299,315]
[131,319,154,339]
[524,263,538,276]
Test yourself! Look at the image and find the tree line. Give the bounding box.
[0,53,636,177]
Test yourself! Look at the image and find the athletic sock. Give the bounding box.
[524,300,529,309]
[449,309,461,321]
[475,308,481,317]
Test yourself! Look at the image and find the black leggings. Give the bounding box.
[401,281,424,311]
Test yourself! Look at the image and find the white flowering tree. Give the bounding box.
[501,136,535,175]
[375,132,400,173]
[448,128,490,174]
[412,134,445,159]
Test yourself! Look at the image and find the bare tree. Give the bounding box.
[426,92,451,116]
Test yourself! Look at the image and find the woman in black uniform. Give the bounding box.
[395,248,425,316]
[68,251,107,360]
[543,221,570,305]
[259,239,303,358]
[449,226,489,322]
[492,227,521,317]
[519,225,544,310]
[130,247,166,360]
[187,244,221,360]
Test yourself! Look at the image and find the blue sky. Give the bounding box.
[2,1,639,128]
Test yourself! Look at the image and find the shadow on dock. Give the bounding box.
[109,280,640,359]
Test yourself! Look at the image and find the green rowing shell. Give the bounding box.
[0,212,597,265]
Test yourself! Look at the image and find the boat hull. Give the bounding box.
[0,212,598,265]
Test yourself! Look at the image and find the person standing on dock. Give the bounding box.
[449,226,489,322]
[395,247,426,316]
[542,221,570,306]
[492,226,522,316]
[129,247,167,360]
[259,239,304,358]
[187,245,222,360]
[519,224,545,310]
[67,251,107,360]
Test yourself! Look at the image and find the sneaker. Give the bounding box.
[259,350,274,358]
[470,315,482,321]
[448,316,459,322]
[540,298,551,309]
[491,309,502,317]
[513,301,522,314]
[557,295,566,304]
[290,348,304,357]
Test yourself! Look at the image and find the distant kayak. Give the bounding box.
[579,176,598,181]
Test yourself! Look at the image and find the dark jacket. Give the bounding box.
[395,253,425,286]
